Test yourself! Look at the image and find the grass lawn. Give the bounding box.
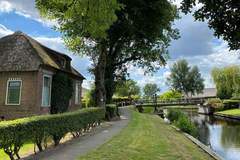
[217,109,240,116]
[0,143,34,160]
[79,110,213,160]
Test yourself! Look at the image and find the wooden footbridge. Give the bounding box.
[135,98,205,108]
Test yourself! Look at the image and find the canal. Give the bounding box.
[164,108,240,160]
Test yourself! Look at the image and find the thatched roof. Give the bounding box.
[0,31,84,79]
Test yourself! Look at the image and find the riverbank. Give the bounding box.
[215,109,240,120]
[78,109,214,160]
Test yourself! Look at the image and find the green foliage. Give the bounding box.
[211,66,240,99]
[51,72,73,114]
[36,0,120,41]
[175,115,197,137]
[166,109,185,122]
[223,99,240,109]
[159,90,182,100]
[206,98,224,111]
[181,0,240,50]
[115,80,140,98]
[166,109,197,136]
[82,85,96,108]
[104,0,179,103]
[0,108,104,160]
[167,59,204,96]
[143,83,160,98]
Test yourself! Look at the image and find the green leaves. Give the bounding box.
[181,0,240,50]
[0,108,105,159]
[36,0,121,46]
[167,59,204,96]
[211,66,240,99]
[143,83,160,98]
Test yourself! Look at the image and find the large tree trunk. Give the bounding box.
[94,44,107,107]
[105,65,116,104]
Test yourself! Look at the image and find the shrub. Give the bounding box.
[223,99,240,109]
[175,115,197,137]
[159,90,182,100]
[51,72,73,114]
[0,108,104,160]
[206,98,224,111]
[105,104,119,120]
[166,109,185,122]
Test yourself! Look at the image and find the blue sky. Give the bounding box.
[0,0,239,92]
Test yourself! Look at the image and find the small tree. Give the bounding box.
[115,80,140,98]
[51,72,73,114]
[167,59,204,97]
[211,66,240,99]
[143,83,160,99]
[160,90,182,100]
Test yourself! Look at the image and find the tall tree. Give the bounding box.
[115,80,140,98]
[104,0,179,103]
[167,59,204,96]
[36,0,121,107]
[143,83,160,98]
[211,66,240,99]
[181,0,240,50]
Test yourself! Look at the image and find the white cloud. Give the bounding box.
[0,24,13,37]
[0,0,56,27]
[0,1,13,12]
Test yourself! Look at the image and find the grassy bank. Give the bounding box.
[79,110,213,160]
[217,109,240,116]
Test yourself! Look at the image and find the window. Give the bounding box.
[42,75,52,107]
[6,80,22,105]
[75,81,81,104]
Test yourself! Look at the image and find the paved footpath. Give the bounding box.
[24,107,131,160]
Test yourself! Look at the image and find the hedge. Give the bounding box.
[0,108,105,160]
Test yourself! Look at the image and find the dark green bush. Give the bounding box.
[51,72,73,114]
[223,99,240,109]
[0,108,104,160]
[166,109,185,122]
[174,115,197,137]
[105,104,119,120]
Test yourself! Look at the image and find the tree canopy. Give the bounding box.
[114,80,140,98]
[159,90,182,100]
[36,0,179,106]
[143,83,160,98]
[167,59,204,96]
[104,0,179,102]
[212,66,240,99]
[181,0,240,50]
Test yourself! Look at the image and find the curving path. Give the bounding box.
[24,107,131,160]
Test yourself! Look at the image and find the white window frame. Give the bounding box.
[75,81,81,105]
[5,79,22,105]
[41,74,52,107]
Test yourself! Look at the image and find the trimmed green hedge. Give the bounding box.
[0,108,104,160]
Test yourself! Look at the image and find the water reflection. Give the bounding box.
[184,109,240,160]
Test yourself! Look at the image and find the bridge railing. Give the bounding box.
[136,97,205,105]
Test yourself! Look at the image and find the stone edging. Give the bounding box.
[214,113,240,120]
[170,125,223,160]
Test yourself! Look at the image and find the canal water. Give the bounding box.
[167,108,240,160]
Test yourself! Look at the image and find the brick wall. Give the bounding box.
[0,71,41,119]
[0,70,83,120]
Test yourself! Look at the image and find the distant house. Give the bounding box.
[184,88,217,99]
[0,31,85,120]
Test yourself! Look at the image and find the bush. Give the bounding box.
[223,99,240,109]
[166,109,185,122]
[0,108,104,160]
[105,104,119,120]
[175,115,197,137]
[206,98,224,111]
